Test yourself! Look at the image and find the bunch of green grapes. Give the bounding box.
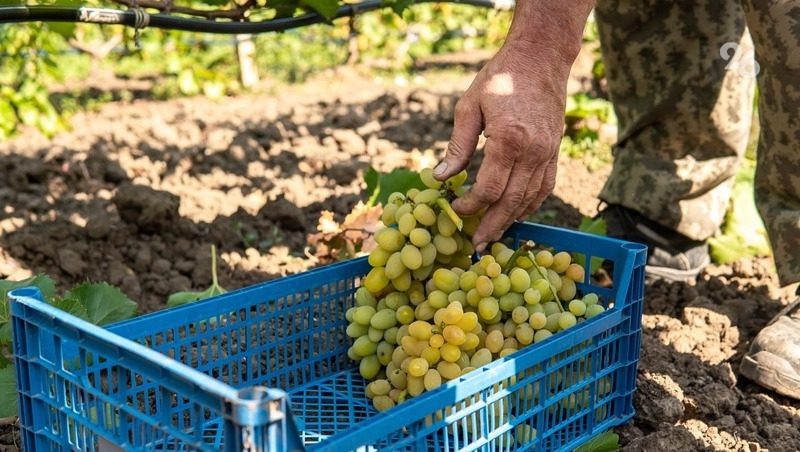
[346,168,608,413]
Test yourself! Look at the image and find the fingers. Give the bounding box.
[513,165,546,221]
[435,97,483,181]
[519,154,558,219]
[451,136,514,218]
[470,161,535,250]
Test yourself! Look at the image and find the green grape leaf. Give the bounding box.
[300,0,339,19]
[383,0,415,15]
[47,22,76,40]
[0,366,16,418]
[574,430,620,452]
[63,283,137,326]
[574,216,607,274]
[367,168,426,207]
[0,275,57,343]
[271,0,299,18]
[49,297,90,322]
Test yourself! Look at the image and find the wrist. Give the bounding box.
[505,1,594,67]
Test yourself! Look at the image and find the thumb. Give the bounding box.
[435,98,482,181]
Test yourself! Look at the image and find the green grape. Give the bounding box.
[409,228,431,247]
[461,332,480,350]
[515,255,534,270]
[456,311,479,332]
[462,215,480,236]
[499,347,517,358]
[531,278,553,302]
[433,268,460,293]
[437,211,457,237]
[478,297,500,321]
[347,322,369,338]
[407,375,425,396]
[411,265,433,281]
[399,244,422,271]
[460,239,475,256]
[395,202,413,220]
[433,234,458,256]
[368,326,384,342]
[516,324,534,345]
[485,329,504,353]
[413,204,437,226]
[392,347,408,368]
[470,348,492,368]
[360,355,381,380]
[368,379,392,396]
[364,267,390,293]
[377,298,388,310]
[441,305,463,326]
[437,361,461,380]
[384,327,399,344]
[534,329,553,343]
[429,333,445,348]
[551,251,572,273]
[428,290,449,309]
[558,312,577,330]
[389,368,408,390]
[348,346,359,361]
[456,351,471,369]
[448,290,467,305]
[568,299,587,317]
[512,306,529,324]
[583,293,599,306]
[376,228,405,252]
[356,287,377,307]
[424,369,442,391]
[435,253,452,264]
[346,307,356,322]
[544,313,561,332]
[526,303,544,315]
[353,306,377,326]
[392,270,412,292]
[499,293,524,312]
[558,277,576,301]
[440,343,461,362]
[565,263,585,283]
[516,425,537,445]
[407,188,420,199]
[372,309,398,330]
[409,320,433,340]
[523,288,541,305]
[408,357,430,377]
[420,167,442,189]
[382,202,399,226]
[396,305,415,325]
[585,304,605,318]
[529,312,547,330]
[408,282,426,305]
[443,325,466,345]
[509,267,531,293]
[398,213,417,236]
[415,301,435,321]
[534,250,554,268]
[388,192,406,204]
[368,246,391,267]
[420,243,437,267]
[466,288,481,307]
[384,292,409,309]
[547,269,562,291]
[492,274,511,297]
[446,170,468,189]
[353,335,378,357]
[502,319,517,338]
[475,275,494,297]
[384,252,405,280]
[414,188,441,205]
[450,253,473,271]
[421,346,441,365]
[377,342,394,366]
[543,301,562,317]
[484,262,500,279]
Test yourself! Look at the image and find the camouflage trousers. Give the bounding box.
[595,0,800,286]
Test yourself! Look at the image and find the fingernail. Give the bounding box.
[475,242,488,253]
[434,161,448,176]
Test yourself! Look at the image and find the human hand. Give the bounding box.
[434,41,574,252]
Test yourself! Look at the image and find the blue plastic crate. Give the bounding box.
[10,222,647,451]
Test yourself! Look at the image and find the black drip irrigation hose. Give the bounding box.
[0,0,512,34]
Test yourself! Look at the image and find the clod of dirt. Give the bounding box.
[85,214,112,239]
[331,129,367,156]
[56,248,86,277]
[259,196,306,231]
[623,425,706,451]
[113,184,180,233]
[634,371,685,428]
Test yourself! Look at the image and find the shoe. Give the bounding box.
[739,292,800,400]
[597,204,710,282]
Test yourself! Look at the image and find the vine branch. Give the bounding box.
[112,0,256,20]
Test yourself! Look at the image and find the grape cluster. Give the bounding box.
[346,168,607,413]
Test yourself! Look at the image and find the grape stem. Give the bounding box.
[503,240,536,274]
[528,250,565,313]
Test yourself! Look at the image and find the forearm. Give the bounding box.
[505,1,595,67]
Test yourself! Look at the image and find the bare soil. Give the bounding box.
[1,67,798,451]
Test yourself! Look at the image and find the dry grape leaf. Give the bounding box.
[308,202,382,262]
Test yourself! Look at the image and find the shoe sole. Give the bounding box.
[644,255,711,283]
[740,354,800,400]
